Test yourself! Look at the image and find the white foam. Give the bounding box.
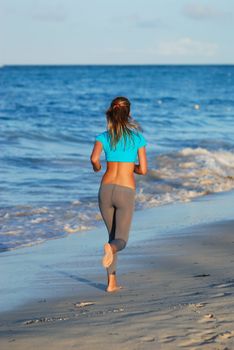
[15,207,49,217]
[136,147,234,209]
[31,218,49,224]
[2,230,22,236]
[31,207,49,214]
[179,147,210,156]
[72,200,81,205]
[64,224,93,233]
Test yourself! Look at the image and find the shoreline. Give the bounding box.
[1,189,234,315]
[0,189,234,348]
[1,218,234,348]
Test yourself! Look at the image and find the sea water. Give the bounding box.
[0,65,234,251]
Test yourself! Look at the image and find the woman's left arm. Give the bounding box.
[90,141,102,172]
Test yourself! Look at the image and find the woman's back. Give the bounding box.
[103,161,136,188]
[95,129,147,189]
[95,130,146,162]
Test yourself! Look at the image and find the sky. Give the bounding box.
[0,0,233,65]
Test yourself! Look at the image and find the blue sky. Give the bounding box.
[0,0,233,64]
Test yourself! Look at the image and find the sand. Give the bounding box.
[0,191,234,349]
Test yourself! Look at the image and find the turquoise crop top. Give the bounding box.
[95,130,147,162]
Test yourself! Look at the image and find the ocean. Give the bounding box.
[0,65,234,252]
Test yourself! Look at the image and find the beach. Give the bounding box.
[1,189,234,350]
[1,64,234,349]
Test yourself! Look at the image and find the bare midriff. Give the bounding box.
[101,161,136,190]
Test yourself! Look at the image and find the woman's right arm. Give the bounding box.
[134,147,148,175]
[90,141,102,172]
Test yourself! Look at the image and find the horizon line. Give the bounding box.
[2,63,234,67]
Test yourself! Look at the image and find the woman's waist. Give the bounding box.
[100,181,136,191]
[105,161,135,171]
[101,174,136,190]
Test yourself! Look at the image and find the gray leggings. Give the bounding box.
[98,183,136,274]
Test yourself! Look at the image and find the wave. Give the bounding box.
[136,147,234,208]
[0,203,97,252]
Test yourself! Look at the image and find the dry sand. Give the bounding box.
[1,218,234,350]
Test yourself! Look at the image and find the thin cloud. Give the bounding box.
[182,2,231,21]
[0,1,68,23]
[32,9,67,23]
[0,3,20,16]
[111,14,165,29]
[157,37,218,57]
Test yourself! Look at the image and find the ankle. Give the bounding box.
[108,273,117,284]
[109,243,117,254]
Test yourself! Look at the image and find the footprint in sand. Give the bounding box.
[179,329,232,347]
[200,329,217,341]
[194,302,207,308]
[210,292,231,298]
[159,335,177,344]
[139,336,155,343]
[74,301,96,307]
[193,273,210,278]
[215,282,234,288]
[218,330,234,340]
[179,337,204,347]
[179,329,234,348]
[197,313,216,323]
[189,302,207,310]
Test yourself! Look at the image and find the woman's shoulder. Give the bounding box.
[131,129,147,147]
[96,130,107,136]
[95,130,108,143]
[131,129,143,136]
[131,129,145,138]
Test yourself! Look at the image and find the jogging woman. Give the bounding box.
[90,96,148,292]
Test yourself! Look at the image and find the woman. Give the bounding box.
[90,96,148,292]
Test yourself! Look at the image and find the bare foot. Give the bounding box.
[106,285,123,293]
[102,243,113,268]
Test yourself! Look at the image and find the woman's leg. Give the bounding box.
[110,185,135,252]
[98,184,119,287]
[106,185,135,292]
[98,184,135,292]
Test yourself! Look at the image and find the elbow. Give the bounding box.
[140,163,148,175]
[90,155,99,165]
[138,165,147,175]
[141,168,148,176]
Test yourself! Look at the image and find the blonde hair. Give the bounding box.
[106,96,143,150]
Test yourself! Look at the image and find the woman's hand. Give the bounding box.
[134,164,143,174]
[135,147,148,175]
[93,163,102,172]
